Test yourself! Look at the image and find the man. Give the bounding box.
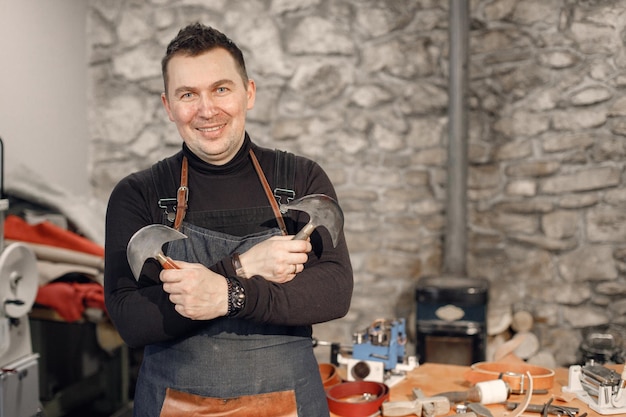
[104,23,353,416]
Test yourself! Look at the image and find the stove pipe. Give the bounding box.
[443,0,470,277]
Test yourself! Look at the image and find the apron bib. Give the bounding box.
[133,211,329,417]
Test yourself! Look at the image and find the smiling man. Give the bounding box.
[104,23,353,416]
[162,47,254,165]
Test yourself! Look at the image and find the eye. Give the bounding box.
[216,86,229,94]
[181,92,194,99]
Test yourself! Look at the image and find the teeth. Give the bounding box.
[198,126,221,132]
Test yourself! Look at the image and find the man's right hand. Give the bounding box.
[238,236,311,283]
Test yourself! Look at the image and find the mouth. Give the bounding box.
[197,124,225,133]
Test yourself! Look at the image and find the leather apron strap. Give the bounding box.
[173,156,188,230]
[173,150,288,235]
[249,149,288,235]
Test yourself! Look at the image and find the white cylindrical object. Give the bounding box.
[0,242,39,318]
[476,379,509,404]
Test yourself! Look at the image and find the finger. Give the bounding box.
[163,282,183,295]
[289,239,312,253]
[291,252,309,265]
[168,293,179,305]
[173,303,188,317]
[160,270,181,283]
[271,235,296,241]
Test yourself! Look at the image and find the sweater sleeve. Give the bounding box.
[104,168,207,348]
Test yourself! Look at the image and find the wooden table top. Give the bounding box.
[330,362,623,417]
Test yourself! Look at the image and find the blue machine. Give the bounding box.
[352,318,407,371]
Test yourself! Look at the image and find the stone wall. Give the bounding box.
[87,0,626,366]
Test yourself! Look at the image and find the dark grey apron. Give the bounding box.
[132,209,329,417]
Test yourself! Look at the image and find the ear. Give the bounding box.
[161,92,175,122]
[246,79,256,110]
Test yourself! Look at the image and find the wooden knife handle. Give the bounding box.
[156,252,180,269]
[293,222,315,241]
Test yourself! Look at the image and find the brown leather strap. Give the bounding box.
[465,361,555,394]
[173,156,189,230]
[160,388,297,417]
[326,381,389,417]
[249,149,288,235]
[174,151,287,235]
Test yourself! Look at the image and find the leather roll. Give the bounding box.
[326,381,390,417]
[319,363,342,388]
[465,361,555,393]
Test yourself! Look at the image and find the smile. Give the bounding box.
[197,125,225,132]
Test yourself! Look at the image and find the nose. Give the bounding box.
[197,93,218,118]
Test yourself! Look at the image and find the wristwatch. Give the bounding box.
[226,276,246,317]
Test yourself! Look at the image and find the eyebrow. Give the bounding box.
[173,79,237,96]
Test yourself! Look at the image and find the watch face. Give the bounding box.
[233,287,245,308]
[228,278,245,316]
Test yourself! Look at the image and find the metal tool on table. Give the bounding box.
[563,363,626,415]
[465,402,494,417]
[509,372,534,417]
[348,318,415,384]
[279,194,344,247]
[382,388,450,417]
[505,400,580,417]
[126,224,188,280]
[325,318,417,386]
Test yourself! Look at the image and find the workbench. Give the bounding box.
[330,362,621,417]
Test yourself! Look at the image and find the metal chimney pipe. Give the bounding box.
[443,0,469,276]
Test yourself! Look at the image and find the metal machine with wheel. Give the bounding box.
[0,198,41,417]
[0,137,41,417]
[563,363,626,415]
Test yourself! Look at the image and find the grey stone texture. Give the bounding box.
[87,0,626,366]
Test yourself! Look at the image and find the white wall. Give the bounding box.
[0,0,89,195]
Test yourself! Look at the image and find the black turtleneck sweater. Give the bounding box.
[104,135,353,348]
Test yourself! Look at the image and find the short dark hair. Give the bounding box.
[161,23,248,93]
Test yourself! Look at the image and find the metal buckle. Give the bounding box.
[177,186,189,203]
[158,198,177,210]
[158,198,177,223]
[274,188,295,207]
[503,371,526,394]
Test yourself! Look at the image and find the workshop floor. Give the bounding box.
[61,402,133,417]
[110,403,133,417]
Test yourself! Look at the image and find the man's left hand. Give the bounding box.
[160,260,228,320]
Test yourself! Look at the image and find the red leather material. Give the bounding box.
[5,214,104,256]
[35,282,105,322]
[326,381,390,417]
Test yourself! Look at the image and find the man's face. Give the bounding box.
[161,48,256,165]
